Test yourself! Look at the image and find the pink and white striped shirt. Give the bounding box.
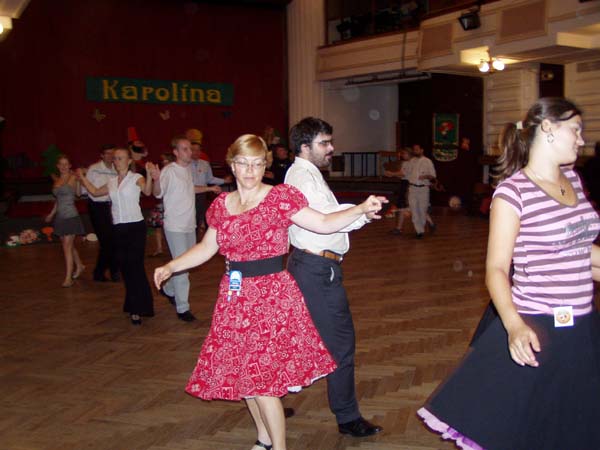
[493,168,599,316]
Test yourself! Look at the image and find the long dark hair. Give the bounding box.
[494,97,582,183]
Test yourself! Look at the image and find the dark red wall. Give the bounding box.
[0,0,287,169]
[398,73,484,206]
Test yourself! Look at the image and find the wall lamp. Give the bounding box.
[478,54,505,73]
[458,5,481,31]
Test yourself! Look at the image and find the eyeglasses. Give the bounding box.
[233,159,267,170]
[314,139,334,147]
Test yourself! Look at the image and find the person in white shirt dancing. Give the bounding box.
[86,144,119,282]
[285,117,383,438]
[78,148,155,325]
[151,136,198,322]
[403,144,437,239]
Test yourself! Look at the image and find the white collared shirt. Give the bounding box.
[86,160,116,202]
[157,162,196,232]
[285,157,370,256]
[108,171,143,224]
[403,156,436,186]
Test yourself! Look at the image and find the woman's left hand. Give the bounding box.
[154,265,173,289]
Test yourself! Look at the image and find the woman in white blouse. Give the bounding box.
[78,148,156,325]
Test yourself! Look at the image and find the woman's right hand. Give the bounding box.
[75,168,86,179]
[154,265,173,290]
[506,321,541,367]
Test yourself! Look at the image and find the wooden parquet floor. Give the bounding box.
[0,212,494,450]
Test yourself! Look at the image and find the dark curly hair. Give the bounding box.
[289,117,333,155]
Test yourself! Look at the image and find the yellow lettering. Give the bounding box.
[171,82,178,102]
[190,88,205,103]
[142,86,154,101]
[121,85,138,101]
[102,79,119,100]
[155,88,169,101]
[181,84,188,102]
[207,89,222,104]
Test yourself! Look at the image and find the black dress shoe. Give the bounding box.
[159,288,176,306]
[338,417,382,437]
[93,274,109,282]
[283,407,295,418]
[177,310,197,322]
[110,272,121,282]
[130,314,142,325]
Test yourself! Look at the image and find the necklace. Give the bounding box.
[527,167,566,196]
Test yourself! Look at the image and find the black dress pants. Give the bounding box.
[114,220,154,316]
[88,200,118,278]
[195,193,207,228]
[287,249,360,424]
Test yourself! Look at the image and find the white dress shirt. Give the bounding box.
[86,160,116,202]
[157,162,196,233]
[285,157,370,256]
[108,172,143,224]
[403,156,436,186]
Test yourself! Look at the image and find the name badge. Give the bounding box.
[553,306,574,328]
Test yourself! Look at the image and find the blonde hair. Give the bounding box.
[226,134,273,166]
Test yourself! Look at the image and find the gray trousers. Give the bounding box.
[164,230,196,313]
[408,185,430,234]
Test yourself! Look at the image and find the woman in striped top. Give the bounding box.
[419,97,600,450]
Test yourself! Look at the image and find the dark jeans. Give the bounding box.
[114,220,154,316]
[195,193,207,228]
[87,200,118,278]
[287,249,360,424]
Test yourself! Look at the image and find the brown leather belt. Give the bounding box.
[301,249,343,263]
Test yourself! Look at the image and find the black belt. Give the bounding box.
[410,183,426,187]
[226,255,284,277]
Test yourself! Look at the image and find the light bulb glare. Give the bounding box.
[492,58,505,71]
[478,60,490,73]
[0,24,4,34]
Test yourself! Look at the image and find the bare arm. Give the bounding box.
[194,185,221,194]
[486,197,540,367]
[138,163,154,196]
[592,244,600,282]
[77,169,108,197]
[290,195,386,234]
[45,201,57,223]
[154,227,220,288]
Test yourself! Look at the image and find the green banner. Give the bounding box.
[86,77,233,106]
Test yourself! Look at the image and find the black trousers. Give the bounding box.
[87,200,118,278]
[287,249,360,424]
[195,193,207,228]
[114,220,154,316]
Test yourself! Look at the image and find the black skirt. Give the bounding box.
[419,310,600,450]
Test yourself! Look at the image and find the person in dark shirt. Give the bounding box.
[264,143,293,185]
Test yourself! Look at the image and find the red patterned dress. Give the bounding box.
[185,184,337,400]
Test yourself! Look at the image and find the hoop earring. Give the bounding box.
[547,132,554,144]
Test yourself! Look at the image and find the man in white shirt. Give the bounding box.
[285,117,382,438]
[152,137,197,322]
[403,144,436,239]
[86,144,119,282]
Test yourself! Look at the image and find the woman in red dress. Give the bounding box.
[154,134,385,450]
